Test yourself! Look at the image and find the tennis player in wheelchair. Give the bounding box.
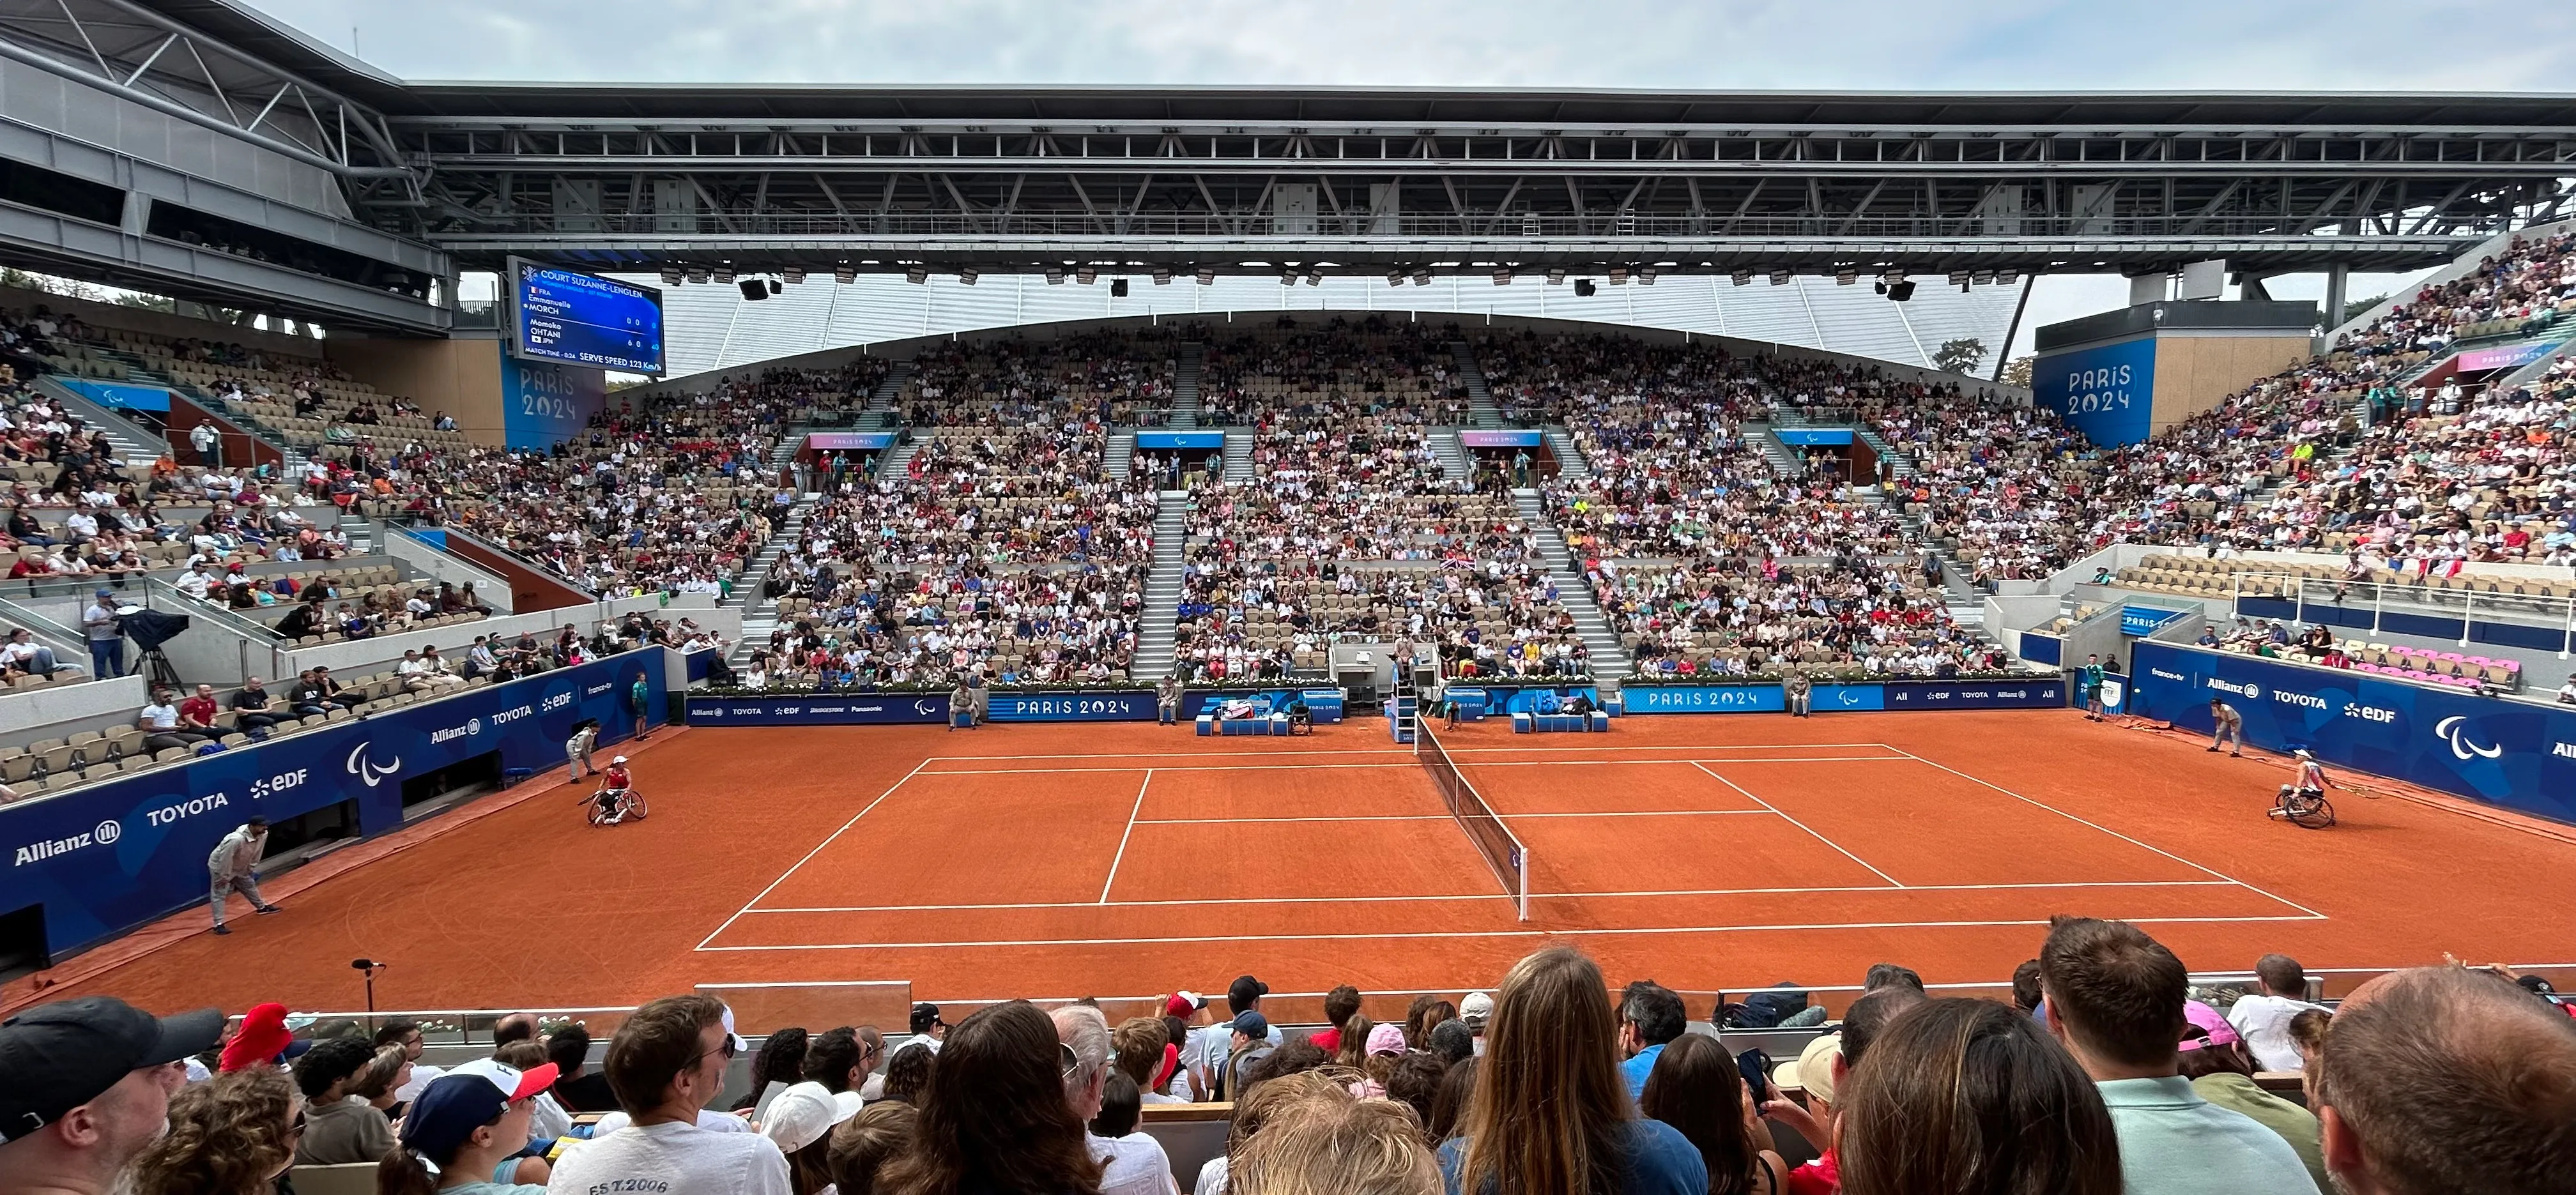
[2269,748,2336,828]
[581,754,649,826]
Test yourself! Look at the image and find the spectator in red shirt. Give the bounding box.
[177,684,222,736]
[1308,987,1363,1056]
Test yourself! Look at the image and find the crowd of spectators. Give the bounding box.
[1197,317,1467,429]
[6,929,2570,1195]
[1601,558,2006,678]
[746,346,1161,687]
[1169,560,1590,682]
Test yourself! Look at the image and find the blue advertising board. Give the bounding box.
[57,378,172,412]
[2033,337,2156,446]
[1812,684,1885,712]
[2021,632,2064,666]
[2122,605,2188,637]
[1135,432,1227,450]
[1883,679,2065,709]
[1624,685,1786,713]
[0,651,666,957]
[988,692,1156,722]
[1772,429,1856,446]
[498,346,610,452]
[2128,642,2576,825]
[684,694,950,726]
[1457,430,1545,448]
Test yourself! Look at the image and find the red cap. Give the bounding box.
[218,1002,291,1072]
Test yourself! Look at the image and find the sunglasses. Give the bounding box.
[698,1035,740,1065]
[288,1107,308,1136]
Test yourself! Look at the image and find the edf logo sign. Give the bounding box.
[2034,337,2157,446]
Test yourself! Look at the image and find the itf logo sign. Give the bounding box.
[2034,337,2156,446]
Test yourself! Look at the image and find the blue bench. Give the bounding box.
[1512,711,1611,734]
[1199,714,1292,736]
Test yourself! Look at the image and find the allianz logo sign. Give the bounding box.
[13,819,121,866]
[2206,679,2261,700]
[429,717,484,745]
[2554,742,2576,759]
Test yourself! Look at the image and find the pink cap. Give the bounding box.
[1365,1023,1407,1056]
[2179,1001,2241,1051]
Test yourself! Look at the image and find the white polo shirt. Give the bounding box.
[544,1118,787,1195]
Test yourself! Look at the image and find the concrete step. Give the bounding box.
[1107,430,1135,480]
[1430,429,1473,485]
[1544,427,1591,480]
[1129,491,1195,680]
[1450,340,1503,429]
[1170,342,1204,429]
[1222,431,1254,484]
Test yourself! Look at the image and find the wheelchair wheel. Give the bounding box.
[2287,796,2335,829]
[624,793,648,821]
[586,798,614,827]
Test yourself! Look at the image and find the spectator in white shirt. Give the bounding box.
[2227,954,2329,1073]
[1057,1005,1177,1195]
[172,562,213,600]
[544,995,788,1195]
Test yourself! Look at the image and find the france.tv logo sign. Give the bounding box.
[2034,338,2156,446]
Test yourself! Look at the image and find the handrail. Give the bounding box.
[0,591,86,658]
[2225,567,2576,667]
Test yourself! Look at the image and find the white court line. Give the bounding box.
[1690,761,1908,888]
[1099,770,1154,903]
[924,743,1895,762]
[919,756,1913,776]
[696,913,2324,952]
[1883,747,2330,920]
[1134,810,1781,825]
[735,877,2248,915]
[698,758,930,950]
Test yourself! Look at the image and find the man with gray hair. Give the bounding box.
[2314,966,2576,1195]
[1052,1004,1172,1195]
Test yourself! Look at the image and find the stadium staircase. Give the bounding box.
[725,503,809,672]
[31,376,165,463]
[1106,431,1135,481]
[1450,342,1503,427]
[1130,493,1193,679]
[1430,430,1473,485]
[878,436,922,478]
[1510,487,1632,683]
[1544,428,1591,479]
[858,362,912,427]
[1855,427,1919,482]
[1222,432,1254,483]
[1742,420,1804,476]
[1170,342,1204,429]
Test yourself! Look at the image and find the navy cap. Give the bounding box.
[1230,1011,1269,1040]
[0,997,223,1143]
[400,1060,557,1163]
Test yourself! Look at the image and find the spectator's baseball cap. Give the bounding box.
[1459,991,1494,1030]
[910,1003,945,1034]
[1365,1023,1407,1056]
[760,1081,853,1153]
[1165,991,1208,1017]
[220,1001,293,1072]
[93,587,114,599]
[1227,975,1268,1009]
[1230,1011,1269,1040]
[1772,1032,1843,1104]
[0,997,224,1143]
[2177,1001,2242,1052]
[400,1061,558,1160]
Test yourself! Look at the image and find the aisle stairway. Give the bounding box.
[1452,341,1502,427]
[1129,493,1194,679]
[1430,430,1473,485]
[1223,432,1254,483]
[860,362,914,427]
[1107,431,1135,481]
[724,432,822,669]
[1545,428,1591,480]
[1511,487,1631,682]
[1170,342,1204,429]
[1744,421,1804,476]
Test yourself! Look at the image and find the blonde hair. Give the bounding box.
[1225,1070,1354,1159]
[1459,947,1631,1195]
[1231,1097,1439,1195]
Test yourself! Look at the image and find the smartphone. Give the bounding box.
[1737,1047,1773,1106]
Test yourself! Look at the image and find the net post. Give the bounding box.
[1517,847,1531,922]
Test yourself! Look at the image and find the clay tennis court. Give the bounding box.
[17,710,2576,1025]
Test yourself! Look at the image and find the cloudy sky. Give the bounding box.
[245,0,2572,350]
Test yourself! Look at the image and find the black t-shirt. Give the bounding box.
[551,1071,618,1114]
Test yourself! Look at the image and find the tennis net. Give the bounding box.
[1418,722,1531,920]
